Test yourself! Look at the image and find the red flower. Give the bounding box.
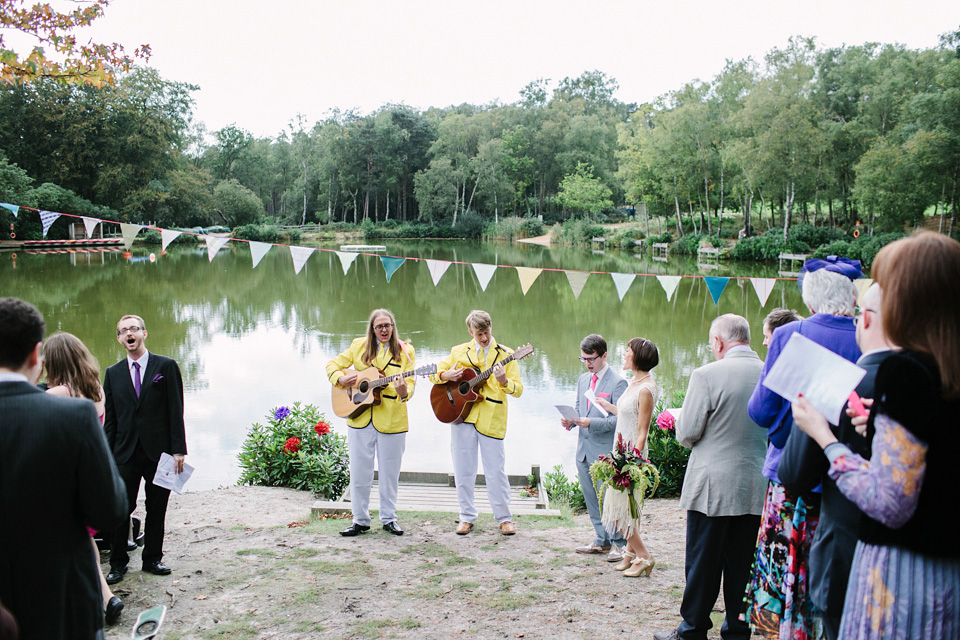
[314,421,331,436]
[283,437,301,454]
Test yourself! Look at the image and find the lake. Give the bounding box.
[1,239,804,491]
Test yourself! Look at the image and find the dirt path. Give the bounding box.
[101,486,725,640]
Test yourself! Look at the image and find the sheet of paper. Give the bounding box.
[583,387,609,417]
[555,404,579,422]
[762,332,867,425]
[153,452,195,495]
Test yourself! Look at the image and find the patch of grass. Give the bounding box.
[503,558,539,571]
[400,541,477,566]
[484,591,540,610]
[294,558,374,577]
[290,585,328,604]
[235,548,278,557]
[376,552,402,561]
[350,617,422,639]
[450,580,480,589]
[284,547,320,559]
[293,619,327,633]
[198,618,259,639]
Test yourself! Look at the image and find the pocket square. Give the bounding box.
[597,392,610,398]
[153,374,164,383]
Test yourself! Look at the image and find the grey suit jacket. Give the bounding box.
[575,367,628,463]
[676,348,767,517]
[0,380,127,640]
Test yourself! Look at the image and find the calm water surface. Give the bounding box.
[1,240,804,491]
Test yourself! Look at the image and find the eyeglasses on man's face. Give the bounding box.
[374,323,394,332]
[579,355,601,364]
[117,327,144,336]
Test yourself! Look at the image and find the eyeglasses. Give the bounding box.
[579,355,600,364]
[117,327,143,336]
[853,308,878,326]
[374,323,394,331]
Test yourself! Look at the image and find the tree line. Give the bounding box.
[1,30,958,240]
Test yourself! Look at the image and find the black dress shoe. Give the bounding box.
[105,596,124,625]
[382,521,404,536]
[339,523,371,537]
[142,560,172,575]
[105,566,127,585]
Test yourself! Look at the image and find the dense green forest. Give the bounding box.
[1,31,958,242]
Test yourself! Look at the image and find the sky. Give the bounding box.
[53,0,960,138]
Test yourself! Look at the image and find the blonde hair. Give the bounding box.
[362,309,404,365]
[117,314,146,332]
[43,332,102,402]
[465,310,492,332]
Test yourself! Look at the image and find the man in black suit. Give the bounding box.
[778,283,894,640]
[0,298,127,640]
[104,314,187,584]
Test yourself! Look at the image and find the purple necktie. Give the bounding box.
[133,361,141,397]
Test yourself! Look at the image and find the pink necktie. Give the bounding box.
[133,361,141,397]
[588,373,598,410]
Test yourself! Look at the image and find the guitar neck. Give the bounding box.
[371,368,419,390]
[471,353,519,387]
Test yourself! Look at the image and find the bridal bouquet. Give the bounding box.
[590,433,660,520]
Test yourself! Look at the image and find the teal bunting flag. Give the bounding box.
[1,203,18,217]
[704,276,730,305]
[380,256,406,283]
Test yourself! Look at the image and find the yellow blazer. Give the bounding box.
[432,338,523,440]
[326,337,415,433]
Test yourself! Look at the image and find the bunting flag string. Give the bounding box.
[82,216,100,239]
[750,278,777,308]
[380,256,405,282]
[205,236,230,261]
[289,246,315,274]
[515,267,542,295]
[565,270,589,299]
[161,229,182,252]
[611,272,636,301]
[39,210,61,238]
[704,277,730,305]
[425,259,452,285]
[249,241,272,268]
[336,250,359,275]
[657,275,682,302]
[1,203,18,217]
[119,223,142,249]
[472,263,497,291]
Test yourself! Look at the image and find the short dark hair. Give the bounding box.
[580,334,607,356]
[763,308,802,333]
[628,337,659,371]
[0,298,46,369]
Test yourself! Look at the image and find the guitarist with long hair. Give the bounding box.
[433,310,524,536]
[326,309,414,537]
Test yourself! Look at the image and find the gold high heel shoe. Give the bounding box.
[613,550,636,571]
[623,555,655,577]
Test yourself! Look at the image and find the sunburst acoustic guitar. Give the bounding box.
[332,364,437,419]
[430,344,534,424]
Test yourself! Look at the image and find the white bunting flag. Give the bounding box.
[82,216,100,239]
[515,267,542,295]
[750,278,777,307]
[289,246,315,275]
[425,259,452,285]
[160,229,182,252]
[854,278,874,305]
[249,241,272,268]
[611,272,637,301]
[39,210,61,238]
[657,275,682,302]
[336,251,359,275]
[565,270,590,300]
[472,263,497,292]
[119,223,142,249]
[205,236,229,261]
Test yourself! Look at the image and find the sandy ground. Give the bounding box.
[97,486,738,640]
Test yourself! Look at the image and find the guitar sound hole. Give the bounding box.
[358,381,368,393]
[458,381,470,395]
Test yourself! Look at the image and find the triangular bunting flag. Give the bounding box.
[249,241,271,268]
[472,263,497,292]
[289,246,315,274]
[205,236,230,261]
[515,267,542,295]
[336,251,359,275]
[160,229,182,252]
[81,216,100,239]
[854,278,874,305]
[750,278,777,308]
[380,256,406,283]
[565,270,590,300]
[425,259,452,286]
[704,276,730,305]
[119,223,142,249]
[657,275,682,302]
[611,272,637,301]
[39,210,61,238]
[1,203,18,217]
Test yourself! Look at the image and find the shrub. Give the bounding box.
[648,232,673,244]
[237,403,349,499]
[789,223,846,248]
[543,465,586,513]
[607,227,646,249]
[233,224,284,244]
[672,232,724,256]
[646,389,690,499]
[552,217,605,246]
[483,216,543,241]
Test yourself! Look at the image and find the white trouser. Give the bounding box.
[450,423,512,524]
[347,425,406,526]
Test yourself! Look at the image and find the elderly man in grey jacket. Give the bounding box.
[655,314,767,640]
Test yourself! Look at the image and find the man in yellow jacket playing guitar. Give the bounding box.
[327,309,414,537]
[433,310,524,536]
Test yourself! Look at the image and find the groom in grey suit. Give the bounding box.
[561,334,628,561]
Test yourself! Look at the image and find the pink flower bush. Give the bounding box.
[656,410,676,431]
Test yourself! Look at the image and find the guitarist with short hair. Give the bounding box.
[433,310,524,536]
[327,308,414,537]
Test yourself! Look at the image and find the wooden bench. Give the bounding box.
[778,252,808,277]
[652,242,669,262]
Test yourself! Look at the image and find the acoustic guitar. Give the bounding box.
[430,344,534,424]
[331,364,437,419]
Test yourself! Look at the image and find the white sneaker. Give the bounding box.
[606,545,624,562]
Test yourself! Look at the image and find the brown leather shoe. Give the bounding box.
[456,521,473,535]
[499,521,516,536]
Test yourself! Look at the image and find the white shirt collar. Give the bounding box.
[0,372,28,383]
[592,362,609,381]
